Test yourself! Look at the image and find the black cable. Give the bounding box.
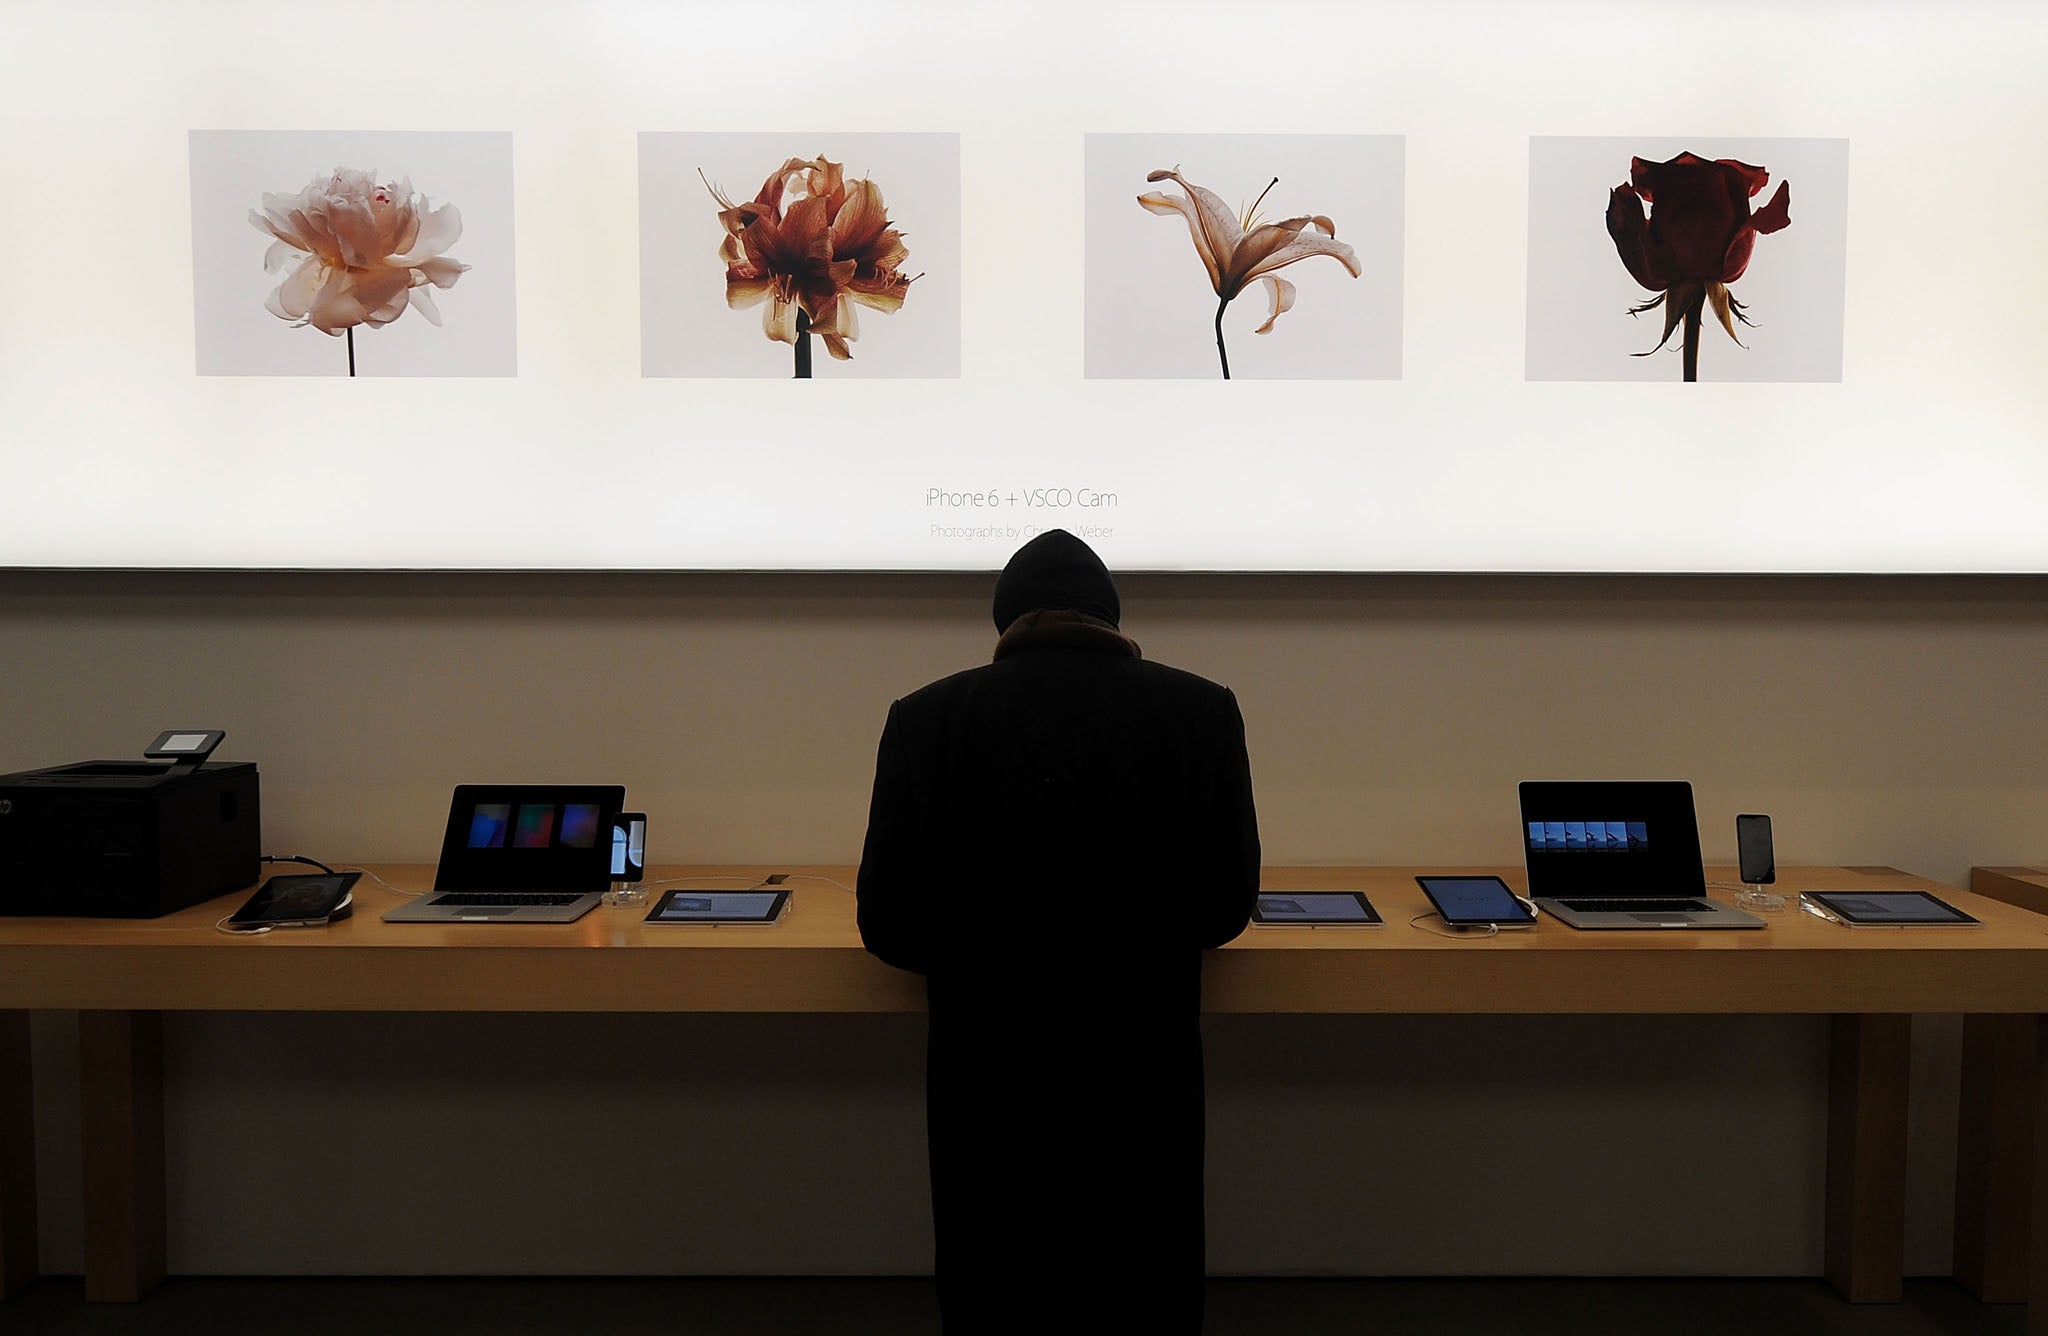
[261,853,337,875]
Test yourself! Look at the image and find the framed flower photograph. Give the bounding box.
[1525,136,1849,383]
[189,130,517,378]
[638,132,961,379]
[1084,134,1405,381]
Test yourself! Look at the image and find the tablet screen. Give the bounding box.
[1417,875,1536,925]
[227,872,358,924]
[1252,892,1381,925]
[1806,891,1978,926]
[647,890,786,923]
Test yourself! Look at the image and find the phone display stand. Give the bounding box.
[1735,883,1787,913]
[603,881,648,907]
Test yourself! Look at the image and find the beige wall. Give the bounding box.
[5,571,2046,1276]
[6,571,2044,877]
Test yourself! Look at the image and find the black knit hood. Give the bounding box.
[991,529,1120,633]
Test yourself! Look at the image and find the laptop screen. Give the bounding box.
[434,784,627,893]
[1518,781,1706,899]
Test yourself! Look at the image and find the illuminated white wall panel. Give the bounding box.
[0,0,2042,571]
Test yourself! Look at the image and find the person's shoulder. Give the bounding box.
[892,663,996,715]
[1129,657,1239,708]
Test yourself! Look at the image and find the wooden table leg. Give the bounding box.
[1956,1013,2033,1301]
[0,1011,36,1300]
[2032,1015,2048,1336]
[79,1011,165,1303]
[1825,1013,1909,1303]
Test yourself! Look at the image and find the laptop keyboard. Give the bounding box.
[432,892,585,907]
[1558,898,1712,914]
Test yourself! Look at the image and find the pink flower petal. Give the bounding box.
[406,287,444,326]
[265,257,325,322]
[347,266,413,319]
[389,202,462,265]
[413,255,468,289]
[362,287,410,327]
[304,269,364,335]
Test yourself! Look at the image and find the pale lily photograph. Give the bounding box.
[191,131,516,377]
[1086,135,1405,381]
[640,133,960,379]
[1525,136,1847,384]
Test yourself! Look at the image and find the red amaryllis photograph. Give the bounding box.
[706,155,916,377]
[1606,151,1790,382]
[1526,137,1846,384]
[639,133,960,380]
[1086,134,1404,381]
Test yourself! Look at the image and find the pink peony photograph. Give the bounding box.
[190,130,516,377]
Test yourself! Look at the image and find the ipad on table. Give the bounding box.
[1250,891,1382,928]
[644,887,790,925]
[1800,890,1980,928]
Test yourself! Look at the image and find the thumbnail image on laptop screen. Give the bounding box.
[436,785,626,893]
[1525,820,1648,852]
[1518,782,1705,899]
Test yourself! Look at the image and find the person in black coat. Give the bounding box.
[857,528,1261,1334]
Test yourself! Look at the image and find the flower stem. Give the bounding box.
[1681,296,1701,383]
[794,309,812,379]
[1214,298,1231,380]
[346,326,356,378]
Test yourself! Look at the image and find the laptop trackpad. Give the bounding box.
[1632,913,1690,923]
[456,906,519,918]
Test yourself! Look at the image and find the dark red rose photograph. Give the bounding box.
[1526,137,1847,383]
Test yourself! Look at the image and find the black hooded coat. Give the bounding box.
[857,531,1261,1333]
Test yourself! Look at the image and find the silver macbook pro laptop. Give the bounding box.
[1519,781,1764,930]
[382,784,625,923]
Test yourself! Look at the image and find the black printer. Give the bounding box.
[0,731,260,917]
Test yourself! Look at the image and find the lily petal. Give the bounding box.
[1139,168,1245,295]
[1254,275,1296,334]
[1232,219,1361,288]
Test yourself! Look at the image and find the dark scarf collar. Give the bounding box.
[993,609,1143,663]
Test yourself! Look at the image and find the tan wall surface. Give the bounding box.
[5,571,2046,1276]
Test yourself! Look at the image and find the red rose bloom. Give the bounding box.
[1606,151,1791,381]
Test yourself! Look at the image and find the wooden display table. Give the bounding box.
[1,864,2045,1324]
